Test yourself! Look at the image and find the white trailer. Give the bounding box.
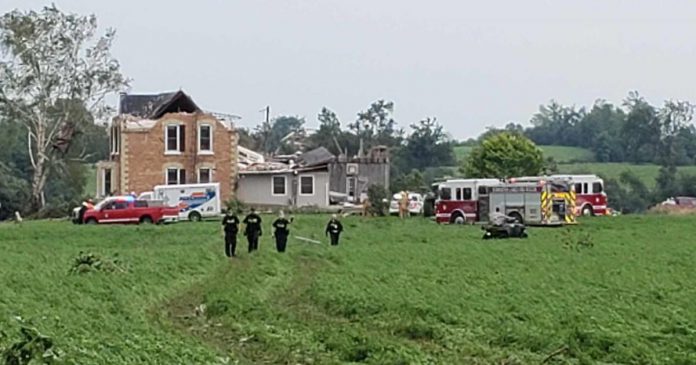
[139,183,221,222]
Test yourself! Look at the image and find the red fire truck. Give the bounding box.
[434,179,503,224]
[514,174,607,216]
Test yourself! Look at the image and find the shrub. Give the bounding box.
[1,320,62,364]
[367,184,388,216]
[69,252,126,274]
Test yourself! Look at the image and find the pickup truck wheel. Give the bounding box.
[85,218,97,225]
[140,216,153,225]
[188,211,202,222]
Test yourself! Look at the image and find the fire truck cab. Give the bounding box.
[435,179,503,224]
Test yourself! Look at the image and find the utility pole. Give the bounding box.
[259,106,271,154]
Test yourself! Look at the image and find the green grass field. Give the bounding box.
[455,145,595,164]
[2,215,696,364]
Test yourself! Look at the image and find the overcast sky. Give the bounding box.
[4,0,696,139]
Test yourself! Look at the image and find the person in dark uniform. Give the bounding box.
[325,214,343,246]
[243,208,263,252]
[272,211,293,253]
[221,209,240,258]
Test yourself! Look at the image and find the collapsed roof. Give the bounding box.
[119,91,201,119]
[240,147,336,174]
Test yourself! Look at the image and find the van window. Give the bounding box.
[440,187,452,200]
[592,182,603,194]
[462,188,472,200]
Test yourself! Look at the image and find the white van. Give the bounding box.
[138,183,221,222]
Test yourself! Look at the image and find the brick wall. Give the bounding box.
[105,112,237,201]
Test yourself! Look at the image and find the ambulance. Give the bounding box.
[138,183,221,222]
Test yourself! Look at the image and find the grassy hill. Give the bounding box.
[2,216,695,364]
[557,163,696,189]
[455,145,595,164]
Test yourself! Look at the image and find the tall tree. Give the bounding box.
[461,132,544,178]
[527,100,584,146]
[657,100,694,165]
[0,6,127,210]
[622,92,660,163]
[350,100,402,149]
[254,115,305,154]
[400,117,455,171]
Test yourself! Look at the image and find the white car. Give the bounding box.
[389,193,424,215]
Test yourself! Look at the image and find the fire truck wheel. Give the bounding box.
[582,205,594,216]
[509,212,523,225]
[452,214,465,225]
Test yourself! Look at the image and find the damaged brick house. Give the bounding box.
[96,91,239,201]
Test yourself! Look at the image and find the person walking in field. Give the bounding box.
[325,214,344,246]
[221,209,240,258]
[272,211,293,253]
[243,208,263,252]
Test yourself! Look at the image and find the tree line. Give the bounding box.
[477,92,696,166]
[237,101,458,196]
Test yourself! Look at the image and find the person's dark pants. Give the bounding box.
[247,232,259,252]
[225,233,237,257]
[275,233,288,252]
[330,233,340,246]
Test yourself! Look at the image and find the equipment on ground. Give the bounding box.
[482,222,528,239]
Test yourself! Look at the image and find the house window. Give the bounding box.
[347,177,357,199]
[272,176,286,196]
[198,124,212,153]
[300,175,314,195]
[198,168,211,184]
[167,168,186,185]
[102,168,112,196]
[165,124,185,153]
[110,126,120,155]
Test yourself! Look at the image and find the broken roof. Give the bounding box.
[298,147,335,167]
[119,91,200,119]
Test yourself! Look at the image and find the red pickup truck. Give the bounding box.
[83,196,179,225]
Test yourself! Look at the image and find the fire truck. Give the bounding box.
[434,179,503,224]
[486,180,576,226]
[434,178,576,225]
[514,174,607,216]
